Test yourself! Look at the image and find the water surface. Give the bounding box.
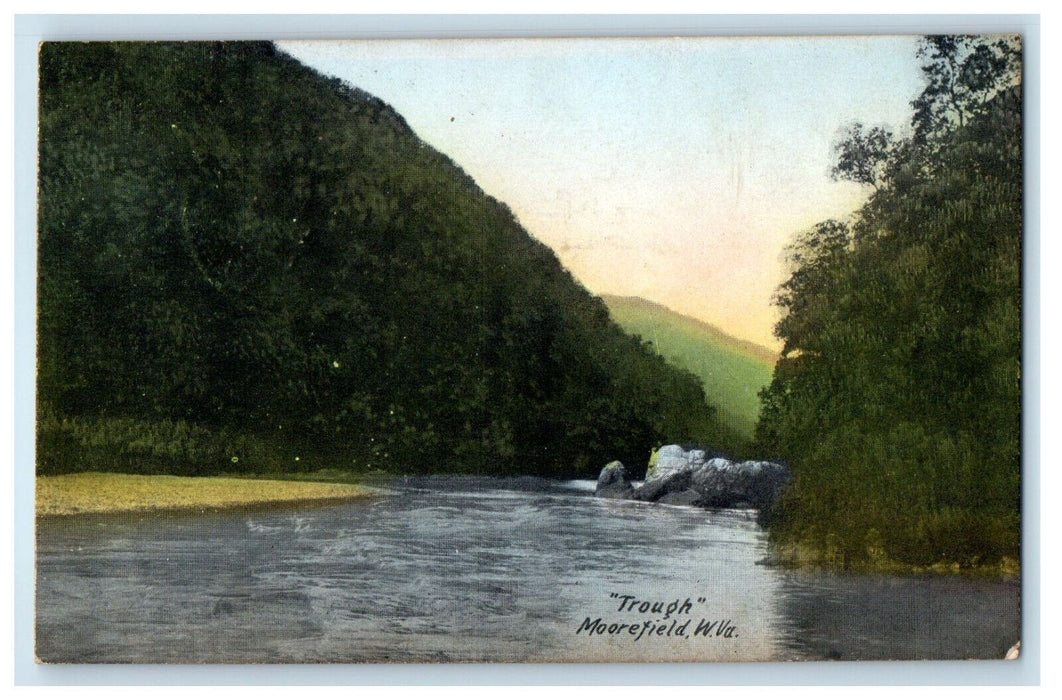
[36,476,1019,663]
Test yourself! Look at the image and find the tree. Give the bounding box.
[830,35,1021,192]
[912,35,1021,145]
[830,124,895,190]
[756,35,1022,568]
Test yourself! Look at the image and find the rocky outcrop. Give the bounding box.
[644,444,691,482]
[595,461,634,499]
[632,468,691,502]
[598,445,790,510]
[690,458,790,509]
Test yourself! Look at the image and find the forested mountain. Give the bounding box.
[37,41,730,478]
[602,295,775,441]
[756,36,1023,569]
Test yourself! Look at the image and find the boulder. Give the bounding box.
[597,445,791,510]
[644,444,689,482]
[633,468,691,502]
[691,458,790,509]
[595,461,633,499]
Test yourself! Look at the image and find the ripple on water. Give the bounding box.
[35,476,1020,663]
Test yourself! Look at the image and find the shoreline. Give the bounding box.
[763,541,1021,579]
[35,472,383,517]
[36,472,1020,579]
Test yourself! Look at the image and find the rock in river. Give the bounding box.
[644,444,689,482]
[597,445,790,510]
[690,458,791,509]
[632,468,691,502]
[595,461,634,499]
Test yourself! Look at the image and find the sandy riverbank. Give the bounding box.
[36,472,376,516]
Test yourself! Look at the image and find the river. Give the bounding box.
[35,476,1020,663]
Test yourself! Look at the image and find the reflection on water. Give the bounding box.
[35,477,1019,663]
[775,570,1021,660]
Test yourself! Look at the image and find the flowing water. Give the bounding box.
[35,476,1020,663]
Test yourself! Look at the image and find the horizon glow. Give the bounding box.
[277,36,925,350]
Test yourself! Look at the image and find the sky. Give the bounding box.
[277,36,926,350]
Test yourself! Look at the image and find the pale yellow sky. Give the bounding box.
[279,37,925,350]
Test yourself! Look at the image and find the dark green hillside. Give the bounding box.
[37,41,729,478]
[602,295,775,441]
[757,36,1022,571]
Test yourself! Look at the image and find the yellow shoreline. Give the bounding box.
[36,472,377,517]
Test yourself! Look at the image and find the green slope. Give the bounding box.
[601,295,777,440]
[37,42,731,478]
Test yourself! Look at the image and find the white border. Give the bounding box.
[10,13,1043,687]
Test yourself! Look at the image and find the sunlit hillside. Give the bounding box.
[601,295,776,441]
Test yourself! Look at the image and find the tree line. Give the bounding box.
[756,36,1023,569]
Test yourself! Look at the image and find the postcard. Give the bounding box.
[33,34,1023,664]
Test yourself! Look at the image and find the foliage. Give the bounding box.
[756,35,1022,568]
[912,35,1021,145]
[830,124,896,190]
[37,41,727,479]
[37,404,319,476]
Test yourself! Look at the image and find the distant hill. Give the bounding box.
[601,295,777,440]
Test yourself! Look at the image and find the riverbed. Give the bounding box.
[35,476,1020,663]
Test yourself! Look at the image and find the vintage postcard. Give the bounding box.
[34,34,1023,664]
